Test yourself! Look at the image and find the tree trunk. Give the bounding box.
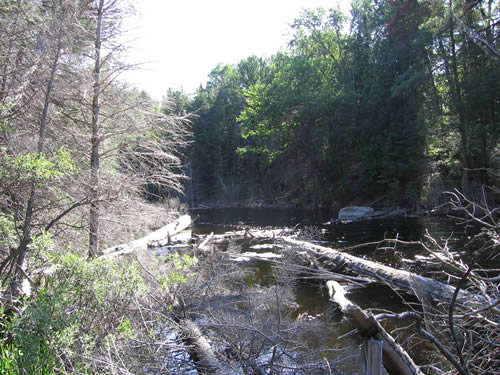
[327,281,423,375]
[179,318,229,375]
[0,0,21,104]
[282,237,484,307]
[448,0,470,195]
[89,0,104,258]
[5,21,65,293]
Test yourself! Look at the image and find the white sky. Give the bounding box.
[122,0,351,99]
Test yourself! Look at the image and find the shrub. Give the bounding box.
[1,252,148,374]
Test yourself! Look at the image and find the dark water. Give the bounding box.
[191,207,476,252]
[191,207,330,231]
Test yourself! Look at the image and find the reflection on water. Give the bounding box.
[191,207,329,229]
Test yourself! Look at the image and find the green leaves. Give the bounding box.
[186,1,499,205]
[0,147,76,185]
[158,252,198,289]
[0,212,17,252]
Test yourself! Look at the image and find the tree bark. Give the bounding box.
[89,0,104,258]
[327,280,423,375]
[179,318,229,375]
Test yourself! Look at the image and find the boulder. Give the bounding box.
[338,206,374,222]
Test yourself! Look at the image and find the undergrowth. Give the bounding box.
[0,232,198,374]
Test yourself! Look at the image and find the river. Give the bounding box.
[190,207,476,258]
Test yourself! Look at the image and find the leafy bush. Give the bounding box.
[1,293,61,374]
[1,251,148,374]
[0,225,205,374]
[0,212,17,254]
[158,252,198,289]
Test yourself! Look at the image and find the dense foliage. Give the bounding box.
[183,0,499,208]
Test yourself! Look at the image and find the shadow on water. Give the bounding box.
[191,207,477,247]
[191,207,330,233]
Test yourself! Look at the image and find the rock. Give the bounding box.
[338,206,374,222]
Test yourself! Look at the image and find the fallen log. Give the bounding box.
[231,252,282,263]
[152,229,192,248]
[102,215,192,258]
[179,318,229,375]
[327,280,423,375]
[212,228,291,243]
[197,232,214,252]
[282,237,484,307]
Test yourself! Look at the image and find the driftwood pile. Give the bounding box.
[190,224,497,375]
[100,215,497,375]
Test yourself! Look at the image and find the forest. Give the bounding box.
[178,0,499,209]
[0,0,498,374]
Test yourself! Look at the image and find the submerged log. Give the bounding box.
[212,228,291,242]
[231,251,282,263]
[327,281,423,375]
[282,237,484,307]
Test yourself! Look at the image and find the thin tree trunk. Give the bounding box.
[448,0,470,195]
[89,0,104,258]
[0,0,21,105]
[424,51,441,114]
[7,19,64,292]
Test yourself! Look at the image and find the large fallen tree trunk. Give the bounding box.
[102,215,192,258]
[327,280,423,375]
[282,237,484,307]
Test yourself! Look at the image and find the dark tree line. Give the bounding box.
[176,0,499,208]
